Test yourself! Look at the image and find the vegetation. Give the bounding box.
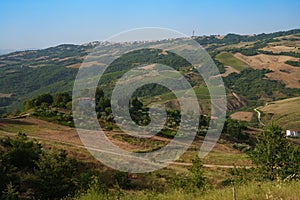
[77,181,300,200]
[0,133,92,199]
[285,60,300,67]
[260,97,300,130]
[224,68,300,105]
[23,92,73,126]
[1,29,300,199]
[215,51,248,71]
[249,123,300,180]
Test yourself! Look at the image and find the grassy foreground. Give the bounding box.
[77,180,300,200]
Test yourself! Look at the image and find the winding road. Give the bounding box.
[254,106,265,126]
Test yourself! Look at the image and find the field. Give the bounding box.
[0,116,252,186]
[0,116,250,164]
[260,97,300,130]
[230,111,253,122]
[234,53,300,88]
[215,51,249,71]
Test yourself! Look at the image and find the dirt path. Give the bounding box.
[0,122,253,169]
[254,106,264,126]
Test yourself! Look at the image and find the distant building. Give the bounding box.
[286,130,299,137]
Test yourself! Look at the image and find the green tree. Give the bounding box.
[224,119,249,141]
[35,93,53,106]
[31,150,78,200]
[131,97,143,110]
[250,123,300,180]
[1,132,42,171]
[95,87,104,103]
[189,157,206,190]
[53,92,71,108]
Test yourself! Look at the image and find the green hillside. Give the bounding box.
[1,28,300,122]
[215,51,249,71]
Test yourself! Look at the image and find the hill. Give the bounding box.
[1,29,300,127]
[1,29,300,199]
[260,97,300,130]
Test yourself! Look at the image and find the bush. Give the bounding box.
[249,123,300,180]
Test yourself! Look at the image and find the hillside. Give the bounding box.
[1,29,300,125]
[260,97,300,130]
[1,29,300,199]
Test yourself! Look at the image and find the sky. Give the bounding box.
[0,0,300,50]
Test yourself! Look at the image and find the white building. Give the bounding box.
[286,130,299,137]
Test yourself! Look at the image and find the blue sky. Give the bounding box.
[0,0,299,49]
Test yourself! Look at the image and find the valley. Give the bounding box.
[1,28,300,199]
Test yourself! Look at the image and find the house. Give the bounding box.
[286,130,299,137]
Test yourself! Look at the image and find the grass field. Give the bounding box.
[216,52,249,71]
[260,97,300,130]
[77,180,300,200]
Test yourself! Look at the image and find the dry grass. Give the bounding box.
[0,93,12,98]
[66,61,102,68]
[221,66,240,77]
[77,180,300,200]
[261,45,299,53]
[230,111,253,122]
[234,53,300,88]
[260,97,300,130]
[0,117,251,166]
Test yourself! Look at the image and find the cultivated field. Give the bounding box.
[216,51,249,72]
[260,97,300,130]
[234,53,300,88]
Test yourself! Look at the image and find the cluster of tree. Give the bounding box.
[224,68,300,105]
[23,93,53,110]
[23,92,72,111]
[0,132,209,199]
[0,133,86,199]
[195,29,300,48]
[23,92,73,126]
[224,123,300,186]
[285,60,300,67]
[223,119,250,143]
[105,48,191,74]
[0,64,77,113]
[258,50,300,58]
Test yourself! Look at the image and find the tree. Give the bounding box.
[249,123,300,180]
[95,87,104,103]
[1,132,42,171]
[189,157,206,189]
[130,97,143,110]
[31,150,78,200]
[224,119,249,141]
[35,93,53,106]
[53,92,71,108]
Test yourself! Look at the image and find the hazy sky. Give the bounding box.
[1,0,300,49]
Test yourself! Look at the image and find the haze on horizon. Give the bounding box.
[0,0,300,50]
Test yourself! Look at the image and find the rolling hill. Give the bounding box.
[1,29,300,128]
